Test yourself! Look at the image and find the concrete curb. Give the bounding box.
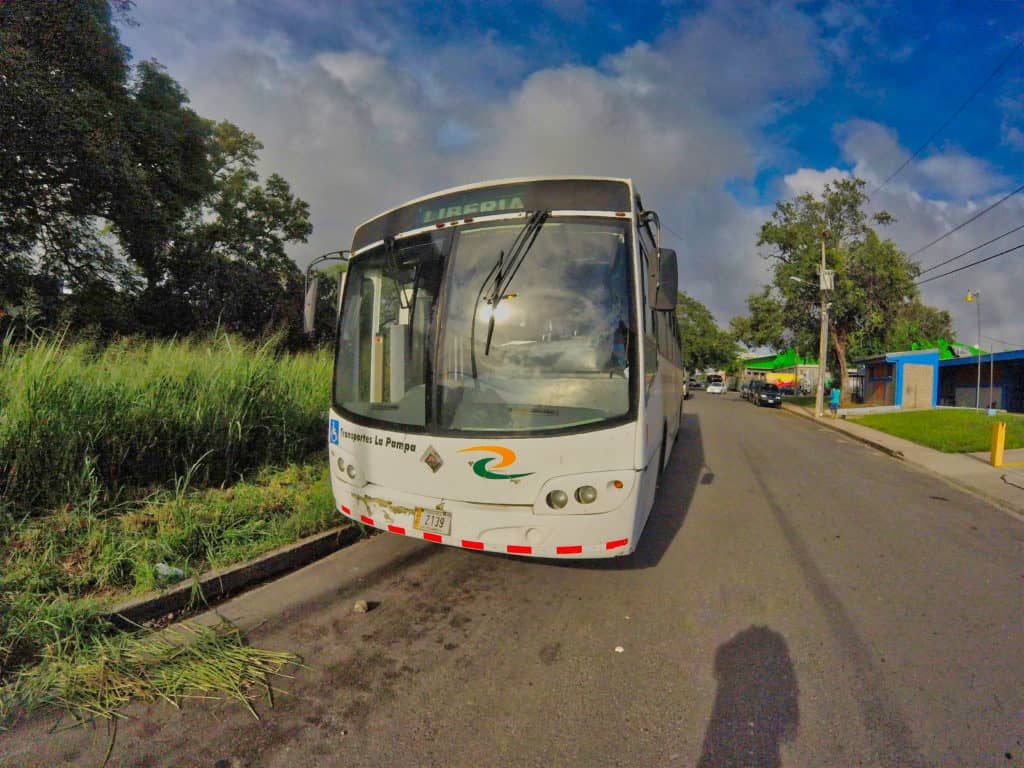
[1002,474,1024,492]
[780,403,905,459]
[105,524,363,629]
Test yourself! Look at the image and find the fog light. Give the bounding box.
[575,485,598,504]
[336,458,346,473]
[546,490,569,509]
[346,464,357,479]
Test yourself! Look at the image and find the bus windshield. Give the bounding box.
[333,217,635,434]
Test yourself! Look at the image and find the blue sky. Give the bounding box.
[120,0,1024,346]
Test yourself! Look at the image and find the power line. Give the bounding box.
[662,222,685,242]
[873,37,1023,194]
[915,240,1024,285]
[983,333,1024,349]
[907,181,1024,259]
[918,221,1024,275]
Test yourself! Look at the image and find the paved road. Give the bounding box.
[7,394,1023,767]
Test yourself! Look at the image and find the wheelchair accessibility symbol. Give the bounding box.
[329,419,340,445]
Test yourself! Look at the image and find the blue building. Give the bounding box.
[938,349,1024,411]
[853,341,1024,413]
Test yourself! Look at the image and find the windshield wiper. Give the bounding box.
[470,210,550,377]
[469,210,550,379]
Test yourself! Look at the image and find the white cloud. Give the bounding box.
[837,119,1009,201]
[999,91,1024,151]
[119,0,831,328]
[912,152,1009,200]
[783,167,851,197]
[120,0,1024,349]
[830,120,1024,347]
[315,51,425,144]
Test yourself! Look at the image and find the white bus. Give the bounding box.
[319,177,683,558]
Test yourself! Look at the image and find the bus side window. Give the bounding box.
[638,225,658,391]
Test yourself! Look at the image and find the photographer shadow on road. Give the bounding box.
[697,625,800,768]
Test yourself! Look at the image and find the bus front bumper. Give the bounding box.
[332,479,643,559]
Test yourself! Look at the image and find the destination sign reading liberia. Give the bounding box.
[418,194,524,225]
[351,178,631,251]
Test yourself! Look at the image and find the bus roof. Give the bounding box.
[351,176,635,252]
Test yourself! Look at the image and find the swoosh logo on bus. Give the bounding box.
[458,445,533,480]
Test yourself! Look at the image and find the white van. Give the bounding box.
[705,374,726,394]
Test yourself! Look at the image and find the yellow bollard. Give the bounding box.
[990,421,1006,467]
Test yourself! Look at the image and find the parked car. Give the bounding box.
[748,380,764,402]
[690,378,704,390]
[705,375,726,394]
[754,382,782,407]
[740,382,751,400]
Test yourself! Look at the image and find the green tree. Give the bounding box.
[0,0,310,340]
[0,0,212,330]
[883,302,953,353]
[729,286,788,351]
[111,61,213,289]
[152,122,313,338]
[676,292,738,372]
[0,0,131,303]
[735,177,946,392]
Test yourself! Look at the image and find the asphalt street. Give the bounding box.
[6,393,1023,767]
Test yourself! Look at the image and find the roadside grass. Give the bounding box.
[0,333,332,513]
[0,460,340,679]
[0,620,301,733]
[853,409,1024,453]
[0,334,344,729]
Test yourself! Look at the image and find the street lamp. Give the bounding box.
[965,291,981,409]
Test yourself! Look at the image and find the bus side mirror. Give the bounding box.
[303,278,319,336]
[653,248,677,311]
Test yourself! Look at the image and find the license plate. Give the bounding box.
[414,508,451,536]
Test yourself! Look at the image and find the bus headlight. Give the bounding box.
[546,490,569,509]
[333,453,367,487]
[535,471,635,516]
[574,485,598,504]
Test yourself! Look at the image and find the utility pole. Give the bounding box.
[814,234,830,418]
[966,291,981,409]
[990,347,995,409]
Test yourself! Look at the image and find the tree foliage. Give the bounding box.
[676,292,738,373]
[0,1,313,343]
[730,177,951,392]
[729,286,787,351]
[146,123,312,338]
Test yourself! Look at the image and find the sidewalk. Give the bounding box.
[782,403,1024,519]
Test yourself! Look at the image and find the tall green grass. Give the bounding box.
[1,461,338,676]
[0,334,332,512]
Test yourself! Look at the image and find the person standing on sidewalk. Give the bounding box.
[829,385,841,419]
